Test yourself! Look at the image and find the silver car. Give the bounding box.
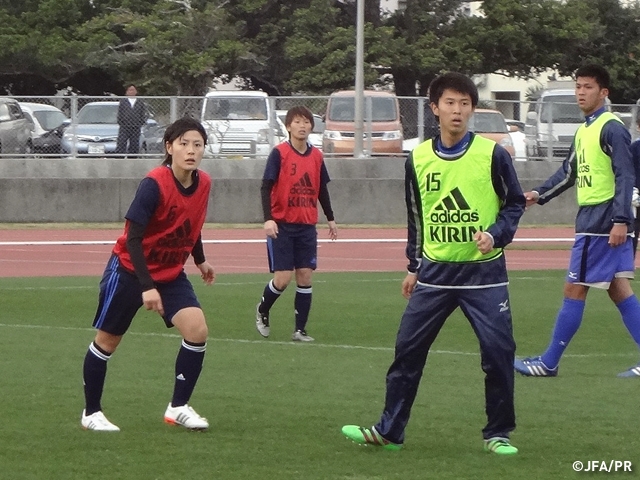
[61,101,159,156]
[0,98,33,154]
[61,101,120,156]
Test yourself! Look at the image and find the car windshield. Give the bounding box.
[33,110,67,130]
[470,112,508,133]
[328,97,397,122]
[203,98,267,120]
[540,95,583,124]
[77,104,118,124]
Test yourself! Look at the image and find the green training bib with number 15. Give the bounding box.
[411,135,501,263]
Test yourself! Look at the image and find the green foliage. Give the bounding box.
[2,0,640,99]
[472,0,595,78]
[77,0,246,94]
[283,0,385,94]
[552,0,640,103]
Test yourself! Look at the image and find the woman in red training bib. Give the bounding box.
[81,117,214,432]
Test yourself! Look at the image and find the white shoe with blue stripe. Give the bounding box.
[617,363,640,378]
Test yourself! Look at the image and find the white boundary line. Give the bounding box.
[0,237,574,246]
[0,277,407,291]
[0,322,633,358]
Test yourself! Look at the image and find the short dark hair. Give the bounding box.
[161,117,207,165]
[575,64,610,90]
[428,72,478,107]
[285,106,314,130]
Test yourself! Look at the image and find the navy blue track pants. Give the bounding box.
[375,283,516,444]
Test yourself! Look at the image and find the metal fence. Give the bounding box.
[2,94,638,160]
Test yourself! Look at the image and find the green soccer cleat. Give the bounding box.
[341,425,402,451]
[484,437,518,455]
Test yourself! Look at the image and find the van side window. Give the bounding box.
[0,104,10,122]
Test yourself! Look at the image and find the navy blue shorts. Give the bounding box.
[266,223,317,272]
[92,254,201,336]
[567,235,634,289]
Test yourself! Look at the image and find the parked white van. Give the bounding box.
[200,91,285,157]
[524,89,584,161]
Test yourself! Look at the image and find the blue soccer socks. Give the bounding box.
[540,298,585,369]
[616,295,640,347]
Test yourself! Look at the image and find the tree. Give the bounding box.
[380,0,482,96]
[283,0,383,94]
[0,2,88,93]
[552,0,640,103]
[78,0,246,95]
[475,0,596,78]
[1,0,640,102]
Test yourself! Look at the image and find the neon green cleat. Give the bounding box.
[341,425,402,451]
[484,437,518,455]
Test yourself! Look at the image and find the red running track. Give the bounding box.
[0,226,580,278]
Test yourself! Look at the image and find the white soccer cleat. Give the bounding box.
[81,410,120,432]
[164,403,209,430]
[291,330,314,342]
[255,303,270,338]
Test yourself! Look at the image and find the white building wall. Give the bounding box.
[475,69,574,121]
[381,0,401,14]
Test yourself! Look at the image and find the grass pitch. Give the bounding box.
[0,271,638,479]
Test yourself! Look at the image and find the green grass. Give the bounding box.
[0,271,638,479]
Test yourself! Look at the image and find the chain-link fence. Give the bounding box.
[2,94,639,159]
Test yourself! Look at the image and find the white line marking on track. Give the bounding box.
[0,237,573,246]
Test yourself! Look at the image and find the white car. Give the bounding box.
[19,102,69,154]
[402,136,423,153]
[505,119,526,161]
[201,92,286,158]
[276,110,324,150]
